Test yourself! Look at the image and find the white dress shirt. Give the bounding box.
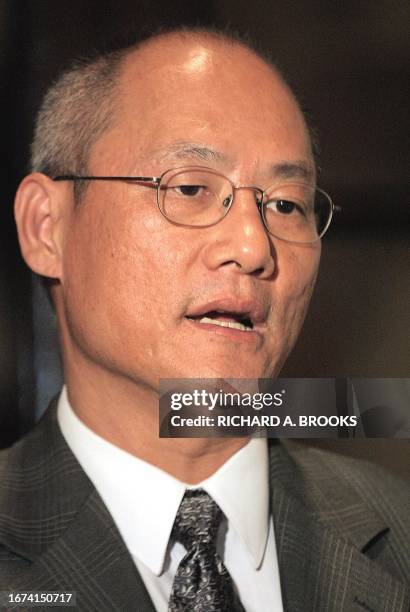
[57,387,283,611]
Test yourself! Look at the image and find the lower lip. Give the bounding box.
[185,318,262,345]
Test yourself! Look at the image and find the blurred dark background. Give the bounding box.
[0,1,409,472]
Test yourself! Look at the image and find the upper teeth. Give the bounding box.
[198,316,252,332]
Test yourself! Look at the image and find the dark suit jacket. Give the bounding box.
[0,400,409,612]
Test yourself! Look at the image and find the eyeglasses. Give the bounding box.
[53,166,338,244]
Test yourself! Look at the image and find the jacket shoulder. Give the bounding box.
[279,441,410,579]
[284,442,410,518]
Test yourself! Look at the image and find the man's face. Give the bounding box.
[59,38,320,390]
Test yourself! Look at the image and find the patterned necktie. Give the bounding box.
[168,489,245,612]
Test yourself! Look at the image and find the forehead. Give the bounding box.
[90,36,313,175]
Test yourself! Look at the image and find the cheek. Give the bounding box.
[273,244,320,338]
[61,200,191,344]
[287,247,319,302]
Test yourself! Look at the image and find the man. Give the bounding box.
[0,28,409,611]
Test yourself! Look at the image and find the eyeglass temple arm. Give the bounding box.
[52,175,161,185]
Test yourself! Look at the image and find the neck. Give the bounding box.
[63,357,248,485]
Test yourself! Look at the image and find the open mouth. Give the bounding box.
[186,310,254,332]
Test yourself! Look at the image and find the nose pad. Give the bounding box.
[254,193,265,229]
[222,194,233,208]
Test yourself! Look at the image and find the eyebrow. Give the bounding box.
[154,142,229,164]
[151,142,314,182]
[269,161,315,182]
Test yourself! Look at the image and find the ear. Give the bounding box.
[14,172,70,279]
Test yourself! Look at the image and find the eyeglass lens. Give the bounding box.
[159,168,332,243]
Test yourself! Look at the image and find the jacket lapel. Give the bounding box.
[9,491,155,612]
[269,441,410,612]
[0,401,155,612]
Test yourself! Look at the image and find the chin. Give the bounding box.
[171,360,274,381]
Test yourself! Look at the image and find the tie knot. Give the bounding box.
[172,489,222,550]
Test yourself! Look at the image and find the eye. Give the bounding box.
[175,184,206,196]
[266,198,305,216]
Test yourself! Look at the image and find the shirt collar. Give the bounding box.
[201,435,269,569]
[57,386,269,575]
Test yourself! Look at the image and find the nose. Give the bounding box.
[201,188,276,278]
